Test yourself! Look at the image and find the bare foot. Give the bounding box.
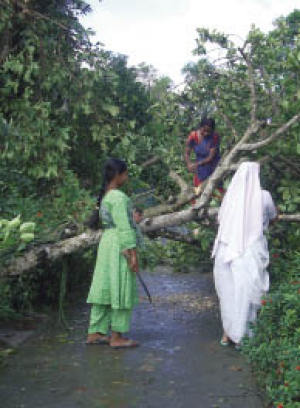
[110,333,139,349]
[86,333,110,344]
[110,338,139,349]
[220,333,230,346]
[221,334,229,343]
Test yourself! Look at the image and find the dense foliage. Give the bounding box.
[0,2,299,404]
[243,250,300,408]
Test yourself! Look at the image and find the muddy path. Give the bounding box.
[0,267,264,408]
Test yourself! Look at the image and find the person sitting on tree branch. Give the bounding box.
[185,117,222,196]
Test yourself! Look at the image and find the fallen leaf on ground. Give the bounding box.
[229,365,243,371]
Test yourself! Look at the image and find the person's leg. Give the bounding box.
[110,309,139,348]
[86,304,110,344]
[111,308,132,333]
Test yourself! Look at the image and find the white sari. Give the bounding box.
[212,163,277,343]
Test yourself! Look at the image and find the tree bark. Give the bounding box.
[0,231,101,278]
[1,211,299,278]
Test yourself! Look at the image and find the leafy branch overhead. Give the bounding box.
[0,4,299,276]
[0,7,299,406]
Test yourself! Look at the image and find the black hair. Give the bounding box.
[133,207,144,215]
[85,158,128,230]
[199,117,216,132]
[96,158,127,208]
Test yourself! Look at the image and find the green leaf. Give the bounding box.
[20,233,34,243]
[103,104,119,117]
[20,222,35,233]
[129,120,136,129]
[17,243,27,252]
[282,189,291,200]
[8,215,21,230]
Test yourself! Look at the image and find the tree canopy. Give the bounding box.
[0,3,300,405]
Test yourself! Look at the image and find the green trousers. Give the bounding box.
[88,304,132,334]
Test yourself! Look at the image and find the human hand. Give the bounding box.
[187,162,198,173]
[129,250,139,273]
[122,249,138,273]
[130,258,139,273]
[122,249,130,260]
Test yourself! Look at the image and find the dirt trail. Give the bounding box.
[0,268,264,408]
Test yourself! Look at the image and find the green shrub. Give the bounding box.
[243,251,300,407]
[0,215,36,260]
[0,167,94,318]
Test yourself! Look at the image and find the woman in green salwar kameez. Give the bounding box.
[86,159,139,349]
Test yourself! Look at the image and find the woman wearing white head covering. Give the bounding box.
[212,162,277,347]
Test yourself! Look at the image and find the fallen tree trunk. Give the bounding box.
[1,211,299,278]
[0,210,211,278]
[0,230,101,278]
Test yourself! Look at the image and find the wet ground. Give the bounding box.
[0,267,264,408]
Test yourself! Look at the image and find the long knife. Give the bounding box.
[122,251,152,304]
[136,271,152,304]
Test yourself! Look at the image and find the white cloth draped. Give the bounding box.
[212,162,263,263]
[212,162,277,344]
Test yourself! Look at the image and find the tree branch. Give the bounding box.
[278,213,300,222]
[169,170,189,194]
[142,208,218,232]
[141,158,194,217]
[1,209,299,278]
[238,47,257,123]
[141,156,160,168]
[240,113,300,151]
[229,155,270,171]
[218,110,238,142]
[143,189,195,218]
[0,230,102,278]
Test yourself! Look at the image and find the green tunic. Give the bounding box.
[87,189,138,310]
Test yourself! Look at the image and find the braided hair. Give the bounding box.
[86,158,128,230]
